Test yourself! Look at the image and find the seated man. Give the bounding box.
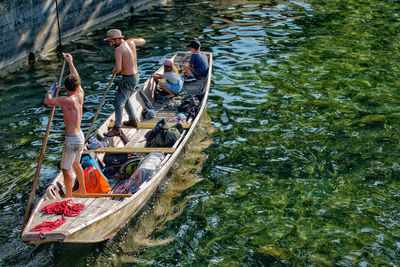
[183,40,209,82]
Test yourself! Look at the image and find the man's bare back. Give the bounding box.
[44,53,84,136]
[61,92,83,135]
[43,52,87,197]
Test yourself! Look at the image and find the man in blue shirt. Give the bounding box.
[183,40,209,82]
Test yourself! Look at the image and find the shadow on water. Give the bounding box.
[52,112,214,266]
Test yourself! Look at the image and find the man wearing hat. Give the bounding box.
[183,40,209,82]
[104,29,146,137]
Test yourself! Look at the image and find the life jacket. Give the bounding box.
[81,155,109,182]
[84,166,111,193]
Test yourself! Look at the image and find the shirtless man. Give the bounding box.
[44,53,87,198]
[104,29,146,137]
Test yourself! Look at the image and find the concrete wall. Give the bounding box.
[0,0,156,73]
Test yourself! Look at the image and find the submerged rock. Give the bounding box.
[359,114,386,124]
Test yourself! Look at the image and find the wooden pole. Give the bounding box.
[21,60,66,232]
[55,0,63,52]
[82,193,133,198]
[85,73,116,142]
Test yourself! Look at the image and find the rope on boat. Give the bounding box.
[29,199,85,241]
[40,199,85,217]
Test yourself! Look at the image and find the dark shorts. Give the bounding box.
[190,66,207,77]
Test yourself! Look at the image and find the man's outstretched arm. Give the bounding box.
[63,53,80,78]
[127,38,146,46]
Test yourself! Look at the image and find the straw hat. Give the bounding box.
[105,29,124,40]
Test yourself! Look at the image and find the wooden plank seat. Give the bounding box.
[107,122,191,129]
[90,147,176,154]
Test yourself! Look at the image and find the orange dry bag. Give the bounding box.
[84,166,111,193]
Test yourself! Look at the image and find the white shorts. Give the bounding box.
[60,132,84,170]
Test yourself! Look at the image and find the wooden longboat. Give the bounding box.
[21,51,212,243]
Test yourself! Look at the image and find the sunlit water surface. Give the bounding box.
[1,0,400,266]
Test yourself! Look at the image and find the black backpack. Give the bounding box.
[103,153,130,168]
[145,119,183,147]
[177,96,201,119]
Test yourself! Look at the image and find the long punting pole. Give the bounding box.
[85,73,116,142]
[22,0,65,232]
[22,60,66,232]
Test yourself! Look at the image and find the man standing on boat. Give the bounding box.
[104,29,146,137]
[44,53,87,198]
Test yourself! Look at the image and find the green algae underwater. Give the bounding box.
[1,0,400,265]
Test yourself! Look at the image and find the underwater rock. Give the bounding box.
[359,114,386,124]
[313,100,330,108]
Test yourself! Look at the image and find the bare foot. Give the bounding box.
[166,94,175,98]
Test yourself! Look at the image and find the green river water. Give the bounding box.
[1,0,400,266]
